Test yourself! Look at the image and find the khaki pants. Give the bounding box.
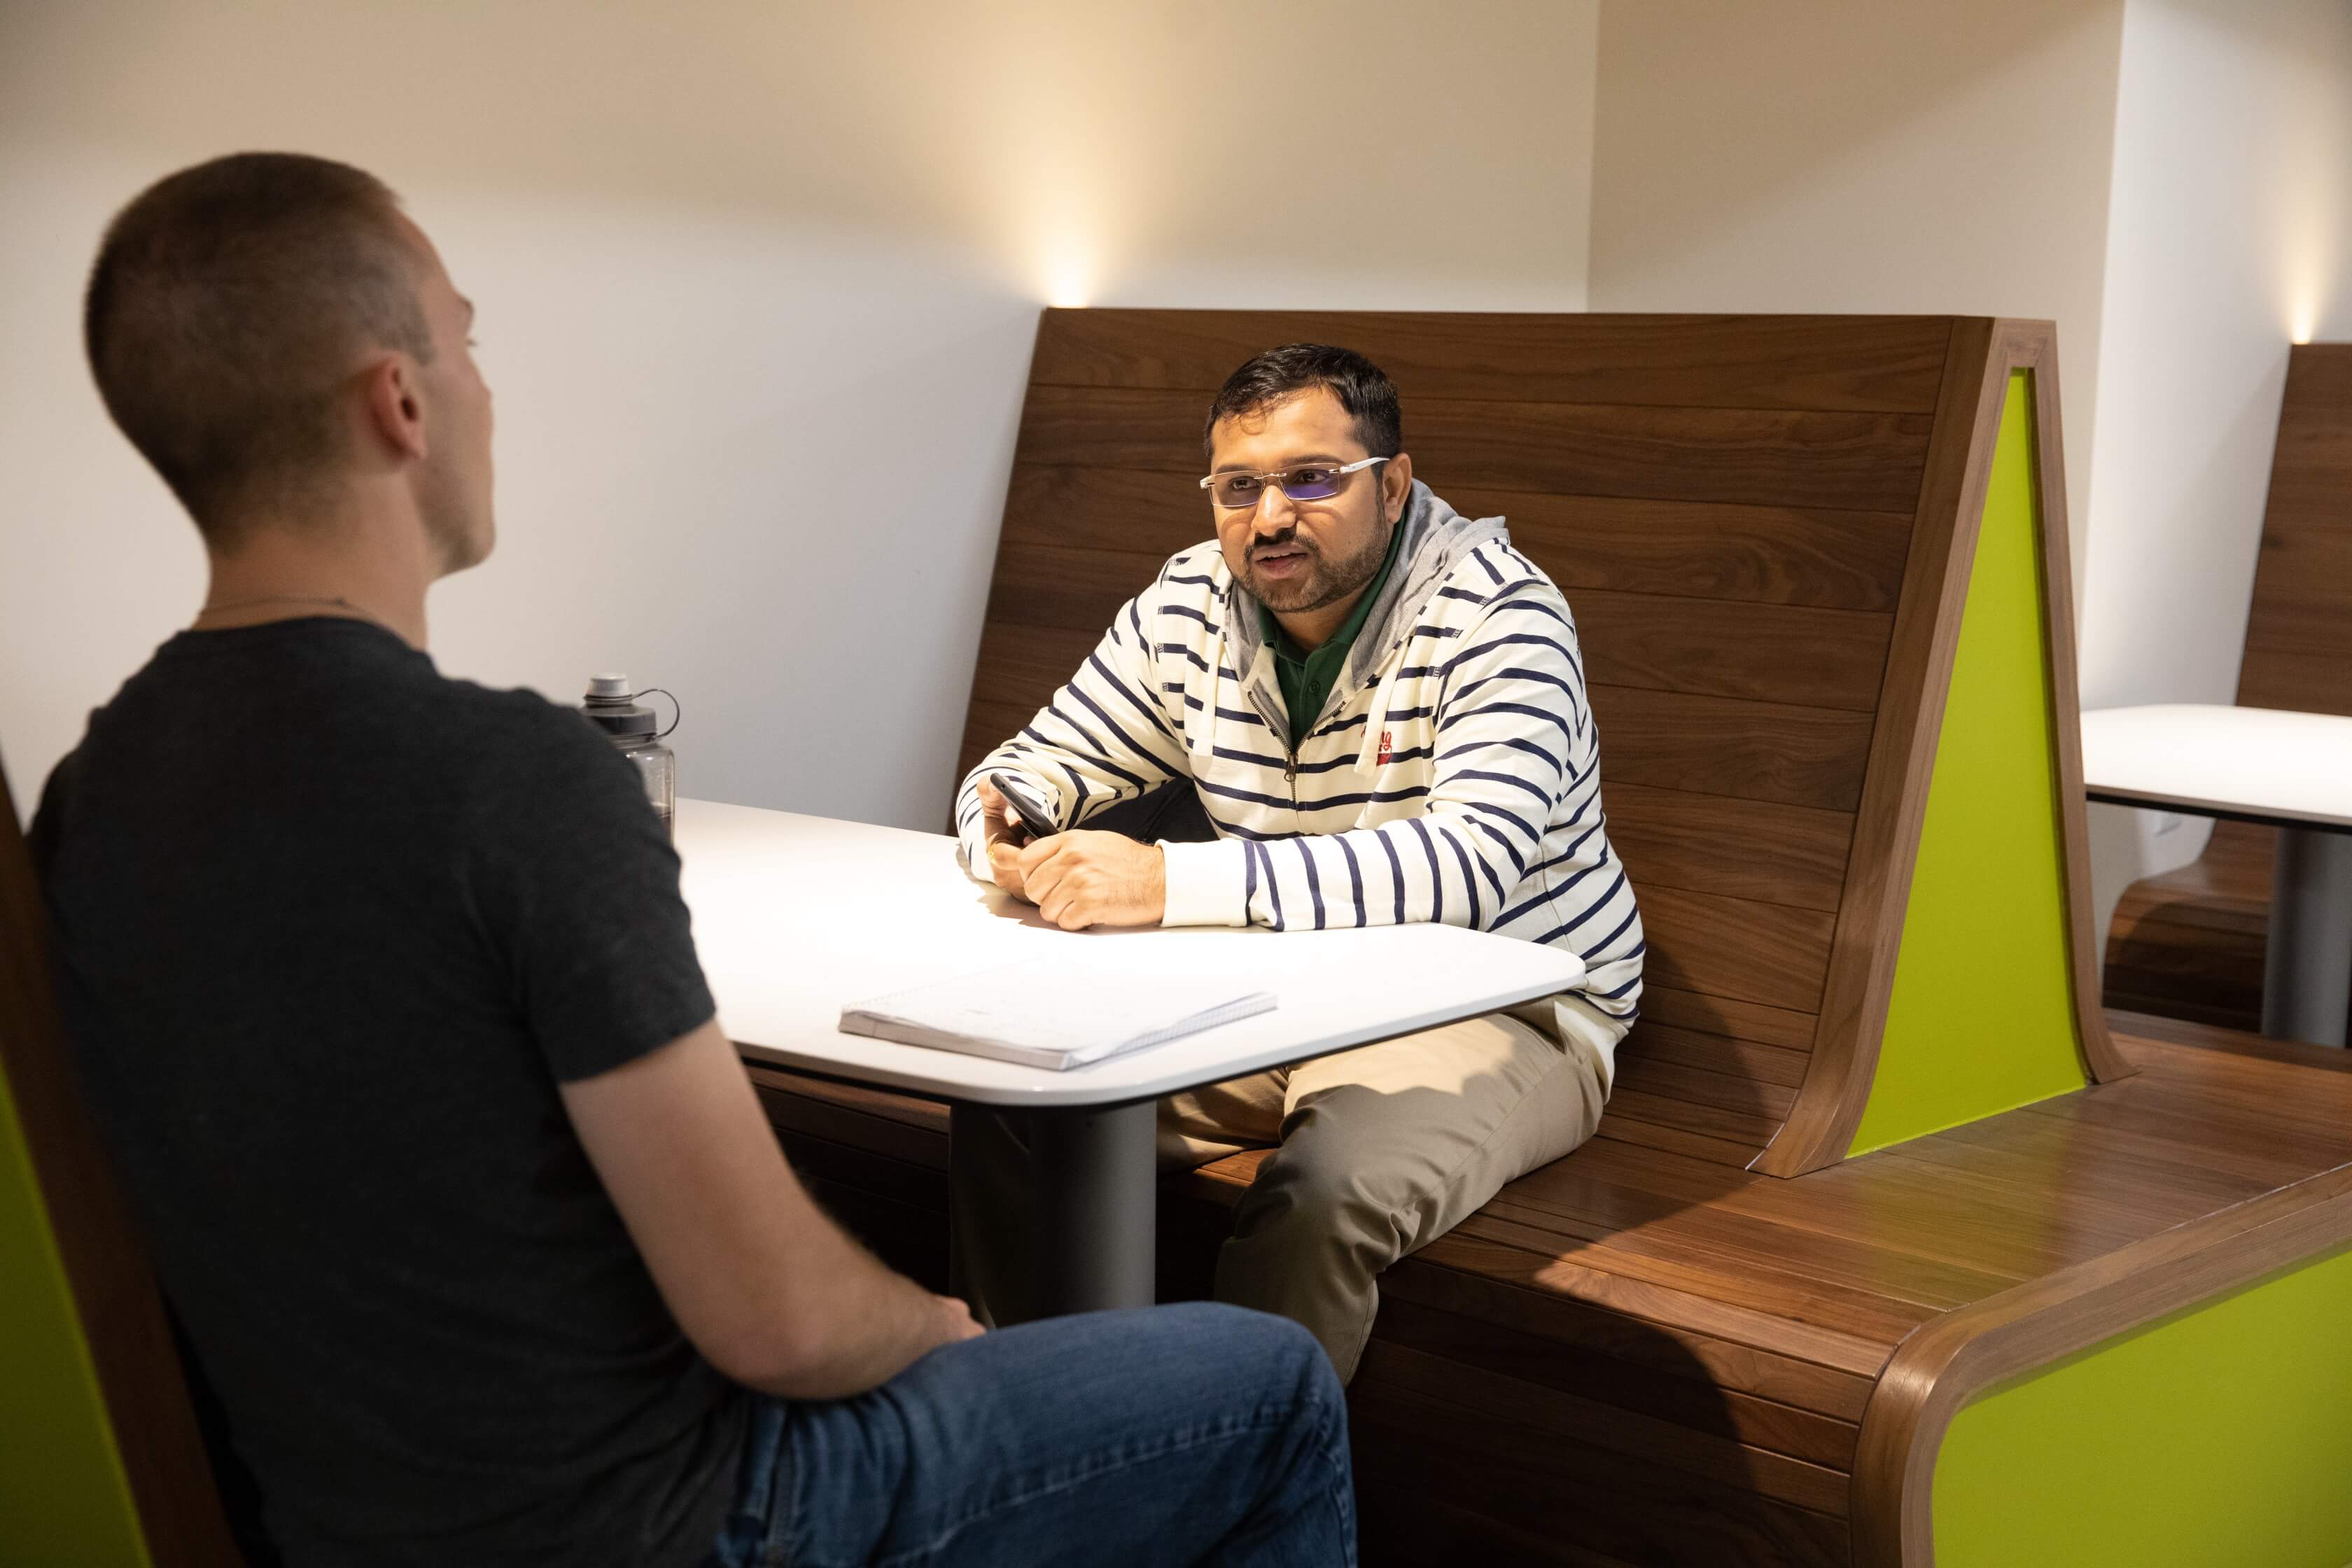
[957,1008,1606,1382]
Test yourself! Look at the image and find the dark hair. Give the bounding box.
[1202,343,1402,460]
[83,152,435,540]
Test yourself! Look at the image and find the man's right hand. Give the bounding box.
[977,775,1041,899]
[932,1293,986,1347]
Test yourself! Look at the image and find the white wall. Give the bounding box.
[1586,0,2129,599]
[2076,0,2352,934]
[0,0,1600,830]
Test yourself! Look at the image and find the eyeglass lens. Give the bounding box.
[1210,466,1348,507]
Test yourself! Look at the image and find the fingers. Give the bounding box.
[1015,839,1084,930]
[988,841,1034,902]
[974,776,1025,846]
[935,1294,985,1343]
[1028,845,1107,931]
[1019,836,1071,914]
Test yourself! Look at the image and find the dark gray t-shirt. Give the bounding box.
[29,618,744,1568]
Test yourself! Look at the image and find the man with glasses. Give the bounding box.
[33,154,1352,1568]
[958,344,1643,1381]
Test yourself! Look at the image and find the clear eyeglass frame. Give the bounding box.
[1197,455,1389,509]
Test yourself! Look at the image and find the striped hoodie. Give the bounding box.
[956,480,1642,1082]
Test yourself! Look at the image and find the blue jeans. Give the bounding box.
[708,1302,1353,1568]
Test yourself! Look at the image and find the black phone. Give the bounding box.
[987,771,1060,841]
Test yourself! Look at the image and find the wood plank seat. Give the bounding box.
[755,312,2352,1564]
[2100,344,2352,1033]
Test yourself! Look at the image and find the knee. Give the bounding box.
[1230,1139,1399,1249]
[1194,1304,1343,1413]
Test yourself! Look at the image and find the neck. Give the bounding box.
[196,492,435,650]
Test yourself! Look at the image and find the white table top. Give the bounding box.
[2080,704,2352,832]
[674,798,1586,1107]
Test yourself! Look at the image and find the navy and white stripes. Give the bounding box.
[956,498,1643,1072]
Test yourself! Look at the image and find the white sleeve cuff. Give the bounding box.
[1159,837,1250,927]
[953,782,999,886]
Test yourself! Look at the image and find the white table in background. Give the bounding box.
[672,798,1586,1315]
[2081,704,2352,1046]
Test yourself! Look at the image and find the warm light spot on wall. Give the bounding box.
[2290,298,2317,345]
[1042,241,1095,308]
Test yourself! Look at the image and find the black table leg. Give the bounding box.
[948,1100,1158,1321]
[2262,825,2352,1047]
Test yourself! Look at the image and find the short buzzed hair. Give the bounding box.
[84,152,435,540]
[1203,343,1403,461]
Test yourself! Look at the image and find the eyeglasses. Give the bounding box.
[1198,456,1388,510]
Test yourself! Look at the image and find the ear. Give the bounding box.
[1383,451,1413,522]
[360,355,429,463]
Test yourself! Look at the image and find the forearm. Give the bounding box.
[1160,807,1528,933]
[736,1217,953,1399]
[955,600,1187,876]
[562,1022,972,1404]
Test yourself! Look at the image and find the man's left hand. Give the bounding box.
[1012,832,1166,930]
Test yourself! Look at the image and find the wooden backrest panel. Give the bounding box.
[958,310,2104,1172]
[2237,342,2352,715]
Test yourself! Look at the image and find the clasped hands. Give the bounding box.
[976,776,1165,930]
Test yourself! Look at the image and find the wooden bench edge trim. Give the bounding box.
[0,762,245,1566]
[1760,320,2129,1178]
[2009,318,2132,1093]
[1755,316,1993,1175]
[1847,1160,2352,1567]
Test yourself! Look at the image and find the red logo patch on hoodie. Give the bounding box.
[1375,729,1395,766]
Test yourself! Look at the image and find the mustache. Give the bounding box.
[1248,528,1319,561]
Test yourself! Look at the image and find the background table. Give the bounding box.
[673,798,1587,1313]
[2082,704,2352,1046]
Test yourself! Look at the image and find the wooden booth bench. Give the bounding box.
[2101,342,2352,1031]
[754,312,2352,1567]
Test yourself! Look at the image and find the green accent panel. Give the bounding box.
[0,1048,151,1564]
[1934,1241,2352,1567]
[1849,372,2088,1156]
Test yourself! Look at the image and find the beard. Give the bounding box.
[1241,520,1392,614]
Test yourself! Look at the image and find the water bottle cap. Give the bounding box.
[582,673,659,738]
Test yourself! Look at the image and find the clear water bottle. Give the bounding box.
[582,673,678,837]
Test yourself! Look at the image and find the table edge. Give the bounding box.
[2083,786,2352,836]
[729,969,1586,1107]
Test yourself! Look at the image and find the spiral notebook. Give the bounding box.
[839,958,1278,1071]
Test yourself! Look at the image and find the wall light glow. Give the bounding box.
[1042,241,1096,308]
[2290,297,2318,344]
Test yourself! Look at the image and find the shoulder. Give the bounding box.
[1114,540,1230,644]
[1152,540,1228,598]
[1429,536,1576,632]
[438,678,642,803]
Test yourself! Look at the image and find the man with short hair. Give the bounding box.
[958,344,1642,1380]
[32,152,1352,1568]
